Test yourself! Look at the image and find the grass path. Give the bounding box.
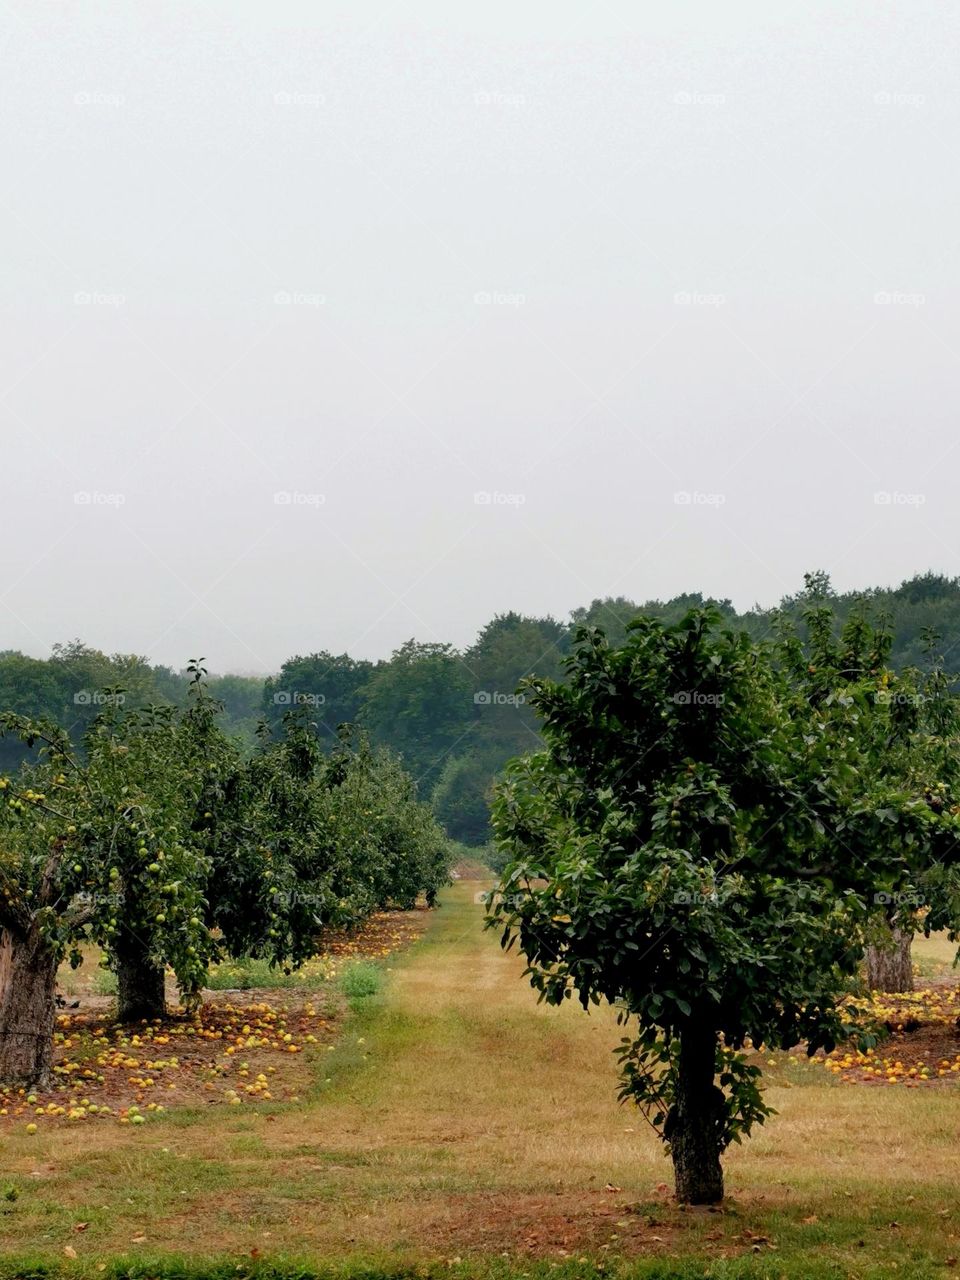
[3,879,960,1275]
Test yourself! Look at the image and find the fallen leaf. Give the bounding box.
[73,1223,89,1233]
[131,1235,147,1244]
[63,1247,78,1259]
[604,1183,622,1193]
[802,1215,819,1225]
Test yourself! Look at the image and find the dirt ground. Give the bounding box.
[812,981,960,1086]
[2,908,428,1129]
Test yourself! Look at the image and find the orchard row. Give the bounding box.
[0,663,451,1086]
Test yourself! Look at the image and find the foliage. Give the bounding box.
[188,712,452,972]
[357,640,475,790]
[432,752,497,846]
[0,647,261,773]
[774,579,960,950]
[261,651,375,747]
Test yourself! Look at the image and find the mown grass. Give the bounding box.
[6,883,960,1276]
[0,1259,926,1280]
[911,929,958,981]
[0,1258,946,1280]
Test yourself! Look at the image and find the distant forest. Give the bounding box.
[2,570,958,845]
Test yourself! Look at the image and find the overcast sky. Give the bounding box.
[2,2,959,673]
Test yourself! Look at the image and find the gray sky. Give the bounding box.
[2,1,959,673]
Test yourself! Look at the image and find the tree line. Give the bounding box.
[2,571,960,846]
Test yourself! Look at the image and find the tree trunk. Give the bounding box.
[115,932,166,1023]
[668,1022,725,1205]
[0,926,58,1087]
[865,922,914,992]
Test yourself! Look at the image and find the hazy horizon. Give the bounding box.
[4,1,959,672]
[2,564,951,675]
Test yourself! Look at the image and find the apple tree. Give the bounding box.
[0,701,215,1082]
[776,580,960,992]
[487,609,960,1203]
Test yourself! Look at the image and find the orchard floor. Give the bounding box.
[2,882,960,1279]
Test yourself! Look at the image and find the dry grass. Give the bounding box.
[913,928,959,977]
[3,881,960,1274]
